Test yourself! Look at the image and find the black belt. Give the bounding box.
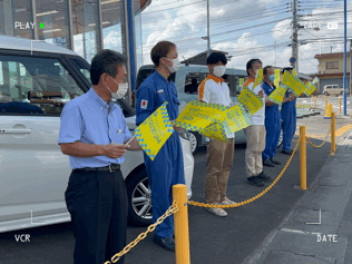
[76,163,121,173]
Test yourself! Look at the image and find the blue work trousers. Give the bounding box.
[263,107,281,160]
[144,133,185,238]
[281,100,296,151]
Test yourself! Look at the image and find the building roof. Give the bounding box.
[314,52,351,60]
[182,49,229,65]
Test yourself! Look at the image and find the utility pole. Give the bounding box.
[206,0,210,56]
[292,0,298,72]
[350,39,352,96]
[343,0,347,115]
[274,40,277,66]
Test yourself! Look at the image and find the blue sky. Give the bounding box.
[135,0,351,74]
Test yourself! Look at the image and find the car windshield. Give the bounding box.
[0,54,85,116]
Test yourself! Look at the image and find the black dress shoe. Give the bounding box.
[154,235,175,251]
[247,176,265,187]
[270,158,281,165]
[257,172,272,182]
[263,158,275,167]
[281,149,293,155]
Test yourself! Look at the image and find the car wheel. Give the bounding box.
[277,128,283,148]
[188,131,201,153]
[324,91,329,96]
[126,169,153,226]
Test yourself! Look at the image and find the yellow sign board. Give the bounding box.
[304,81,316,96]
[238,87,263,115]
[281,71,306,96]
[253,68,263,88]
[175,101,227,131]
[223,105,252,133]
[268,86,287,106]
[200,123,231,143]
[135,102,174,161]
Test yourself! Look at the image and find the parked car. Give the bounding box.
[0,36,194,232]
[136,64,283,152]
[323,84,343,96]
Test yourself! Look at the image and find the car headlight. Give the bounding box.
[178,129,191,141]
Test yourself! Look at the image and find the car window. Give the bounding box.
[223,74,238,97]
[184,72,206,95]
[115,98,135,117]
[69,58,91,85]
[0,55,85,116]
[135,67,176,90]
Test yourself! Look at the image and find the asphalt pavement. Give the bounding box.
[1,110,351,264]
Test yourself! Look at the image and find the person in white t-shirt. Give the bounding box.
[241,59,272,187]
[198,52,235,217]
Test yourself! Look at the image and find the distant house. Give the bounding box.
[314,52,351,94]
[182,50,229,65]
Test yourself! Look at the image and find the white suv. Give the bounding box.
[323,84,343,96]
[0,36,194,232]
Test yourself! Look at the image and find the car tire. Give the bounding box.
[324,91,329,96]
[188,131,201,153]
[126,169,153,226]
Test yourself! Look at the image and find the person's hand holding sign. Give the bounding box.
[102,143,129,159]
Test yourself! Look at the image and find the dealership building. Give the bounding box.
[0,0,151,90]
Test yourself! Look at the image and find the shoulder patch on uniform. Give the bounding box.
[141,100,148,109]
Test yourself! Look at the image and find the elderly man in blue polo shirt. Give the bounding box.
[59,50,141,264]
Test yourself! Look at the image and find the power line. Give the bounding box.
[140,8,291,34]
[141,5,290,31]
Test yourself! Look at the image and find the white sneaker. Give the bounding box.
[206,207,228,217]
[221,197,236,205]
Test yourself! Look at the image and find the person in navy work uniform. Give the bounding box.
[136,41,185,251]
[262,65,284,167]
[58,50,141,264]
[280,67,296,155]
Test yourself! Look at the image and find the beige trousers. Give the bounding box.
[244,125,266,177]
[205,138,235,204]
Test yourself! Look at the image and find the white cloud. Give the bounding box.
[138,0,350,74]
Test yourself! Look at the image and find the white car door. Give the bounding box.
[0,54,85,231]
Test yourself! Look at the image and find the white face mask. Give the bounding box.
[106,77,129,99]
[116,82,129,98]
[164,57,180,73]
[214,65,226,77]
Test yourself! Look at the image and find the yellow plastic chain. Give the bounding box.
[188,135,302,209]
[305,127,331,148]
[104,202,178,264]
